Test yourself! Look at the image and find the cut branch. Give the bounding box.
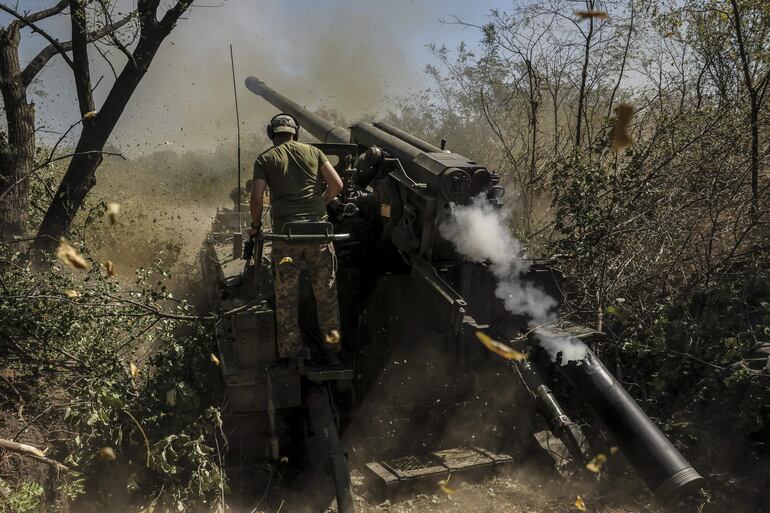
[0,437,69,471]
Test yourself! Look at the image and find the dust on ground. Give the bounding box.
[351,469,654,513]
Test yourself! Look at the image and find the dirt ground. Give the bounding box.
[350,469,655,513]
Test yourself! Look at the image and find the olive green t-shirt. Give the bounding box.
[253,141,329,232]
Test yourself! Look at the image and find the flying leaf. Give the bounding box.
[475,331,526,361]
[585,453,607,473]
[105,202,120,225]
[278,256,294,266]
[55,239,90,271]
[166,388,177,407]
[64,289,81,298]
[98,447,117,461]
[324,329,341,345]
[438,476,456,495]
[575,10,609,21]
[104,260,115,278]
[130,362,139,378]
[611,103,634,150]
[210,353,220,366]
[575,495,587,511]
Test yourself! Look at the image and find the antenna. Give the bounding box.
[229,44,242,227]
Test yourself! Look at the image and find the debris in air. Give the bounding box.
[105,202,120,225]
[438,475,456,495]
[210,353,220,366]
[55,239,90,270]
[575,10,609,20]
[585,453,607,473]
[325,329,341,345]
[611,104,634,150]
[98,447,116,461]
[130,362,139,378]
[475,331,526,361]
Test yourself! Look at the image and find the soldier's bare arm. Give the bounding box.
[319,160,343,204]
[249,178,267,233]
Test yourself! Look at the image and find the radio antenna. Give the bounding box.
[229,44,242,226]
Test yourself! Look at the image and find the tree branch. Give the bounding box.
[21,12,135,87]
[0,3,74,70]
[21,0,68,23]
[69,0,95,116]
[0,437,69,472]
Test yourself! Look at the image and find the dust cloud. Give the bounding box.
[439,196,588,365]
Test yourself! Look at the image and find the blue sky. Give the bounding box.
[3,0,515,153]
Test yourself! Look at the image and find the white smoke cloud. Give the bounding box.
[439,195,587,365]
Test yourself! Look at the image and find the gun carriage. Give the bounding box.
[199,77,704,512]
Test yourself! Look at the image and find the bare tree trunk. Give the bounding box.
[607,1,635,118]
[730,0,761,220]
[0,24,34,244]
[526,59,540,232]
[33,1,193,252]
[575,1,595,151]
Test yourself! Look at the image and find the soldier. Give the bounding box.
[249,113,344,361]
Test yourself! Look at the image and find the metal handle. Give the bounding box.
[260,232,351,242]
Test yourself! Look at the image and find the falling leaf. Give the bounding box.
[105,202,120,225]
[83,110,97,119]
[324,329,341,345]
[210,353,220,366]
[104,260,115,278]
[166,388,177,407]
[279,256,294,266]
[99,447,117,461]
[610,446,619,456]
[475,331,526,361]
[586,453,608,473]
[438,476,456,495]
[130,362,139,378]
[611,103,634,151]
[575,9,609,21]
[55,239,90,271]
[64,289,81,298]
[575,495,587,511]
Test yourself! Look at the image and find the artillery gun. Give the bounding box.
[199,77,704,512]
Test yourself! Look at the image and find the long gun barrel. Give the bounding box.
[373,121,445,153]
[245,76,350,143]
[536,329,704,505]
[241,76,704,508]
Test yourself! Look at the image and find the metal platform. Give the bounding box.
[363,447,513,501]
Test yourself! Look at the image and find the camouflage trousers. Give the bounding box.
[272,241,340,358]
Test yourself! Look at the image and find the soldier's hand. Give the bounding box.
[248,222,261,238]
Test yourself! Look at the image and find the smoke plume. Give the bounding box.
[439,196,587,365]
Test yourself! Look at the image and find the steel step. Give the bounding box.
[363,446,513,501]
